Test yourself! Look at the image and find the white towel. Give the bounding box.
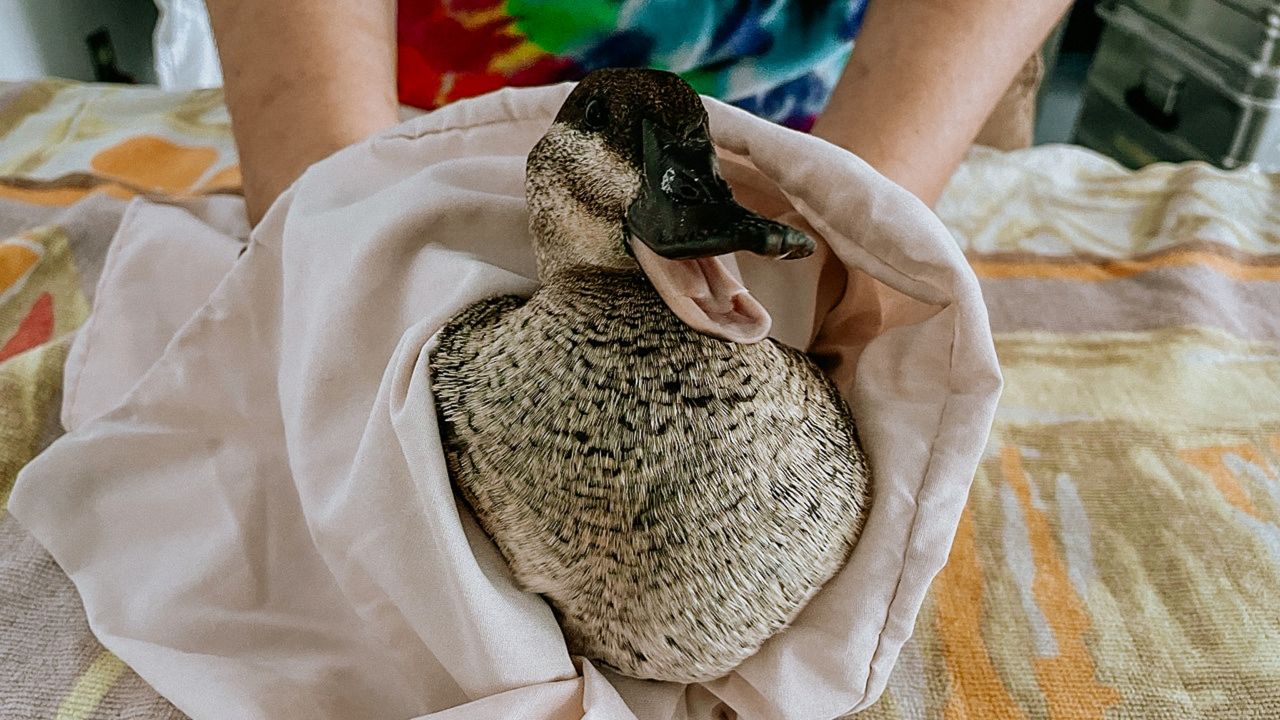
[10,84,1000,720]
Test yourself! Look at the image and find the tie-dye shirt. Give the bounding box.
[397,0,867,131]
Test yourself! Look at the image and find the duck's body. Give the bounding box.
[428,68,870,682]
[430,268,868,681]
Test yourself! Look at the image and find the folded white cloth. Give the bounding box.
[10,84,1000,720]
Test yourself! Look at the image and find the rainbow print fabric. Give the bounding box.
[397,0,867,130]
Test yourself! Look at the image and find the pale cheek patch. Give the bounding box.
[554,127,641,206]
[527,125,643,272]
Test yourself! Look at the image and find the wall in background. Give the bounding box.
[0,0,158,83]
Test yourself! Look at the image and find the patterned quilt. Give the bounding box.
[0,79,1276,719]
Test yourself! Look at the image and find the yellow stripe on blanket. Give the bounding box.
[971,250,1280,283]
[55,650,127,720]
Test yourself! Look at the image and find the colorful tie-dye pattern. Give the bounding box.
[397,0,867,130]
[2,82,1280,718]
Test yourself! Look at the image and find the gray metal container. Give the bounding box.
[1075,1,1280,169]
[1127,0,1280,92]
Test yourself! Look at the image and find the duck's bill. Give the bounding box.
[626,119,815,260]
[626,119,813,344]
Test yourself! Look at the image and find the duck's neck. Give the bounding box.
[533,266,670,320]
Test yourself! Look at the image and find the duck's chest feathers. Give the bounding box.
[428,268,869,682]
[432,271,808,511]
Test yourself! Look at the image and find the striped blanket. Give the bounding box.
[1,80,1277,719]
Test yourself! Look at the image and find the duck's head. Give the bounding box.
[527,68,814,343]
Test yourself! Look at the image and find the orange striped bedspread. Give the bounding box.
[0,80,1277,719]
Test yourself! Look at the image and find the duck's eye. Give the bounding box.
[584,98,609,131]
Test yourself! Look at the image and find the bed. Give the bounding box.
[1,78,1277,719]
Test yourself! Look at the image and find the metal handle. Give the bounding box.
[1125,67,1182,132]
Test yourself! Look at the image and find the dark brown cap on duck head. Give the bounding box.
[553,69,709,167]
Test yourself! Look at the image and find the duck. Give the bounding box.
[429,68,870,683]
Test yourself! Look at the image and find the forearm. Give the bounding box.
[207,0,399,223]
[812,0,1071,205]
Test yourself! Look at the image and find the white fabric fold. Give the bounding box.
[10,84,1000,720]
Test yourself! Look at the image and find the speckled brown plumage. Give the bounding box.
[427,68,870,683]
[430,269,869,682]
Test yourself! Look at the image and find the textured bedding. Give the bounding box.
[1,79,1277,719]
